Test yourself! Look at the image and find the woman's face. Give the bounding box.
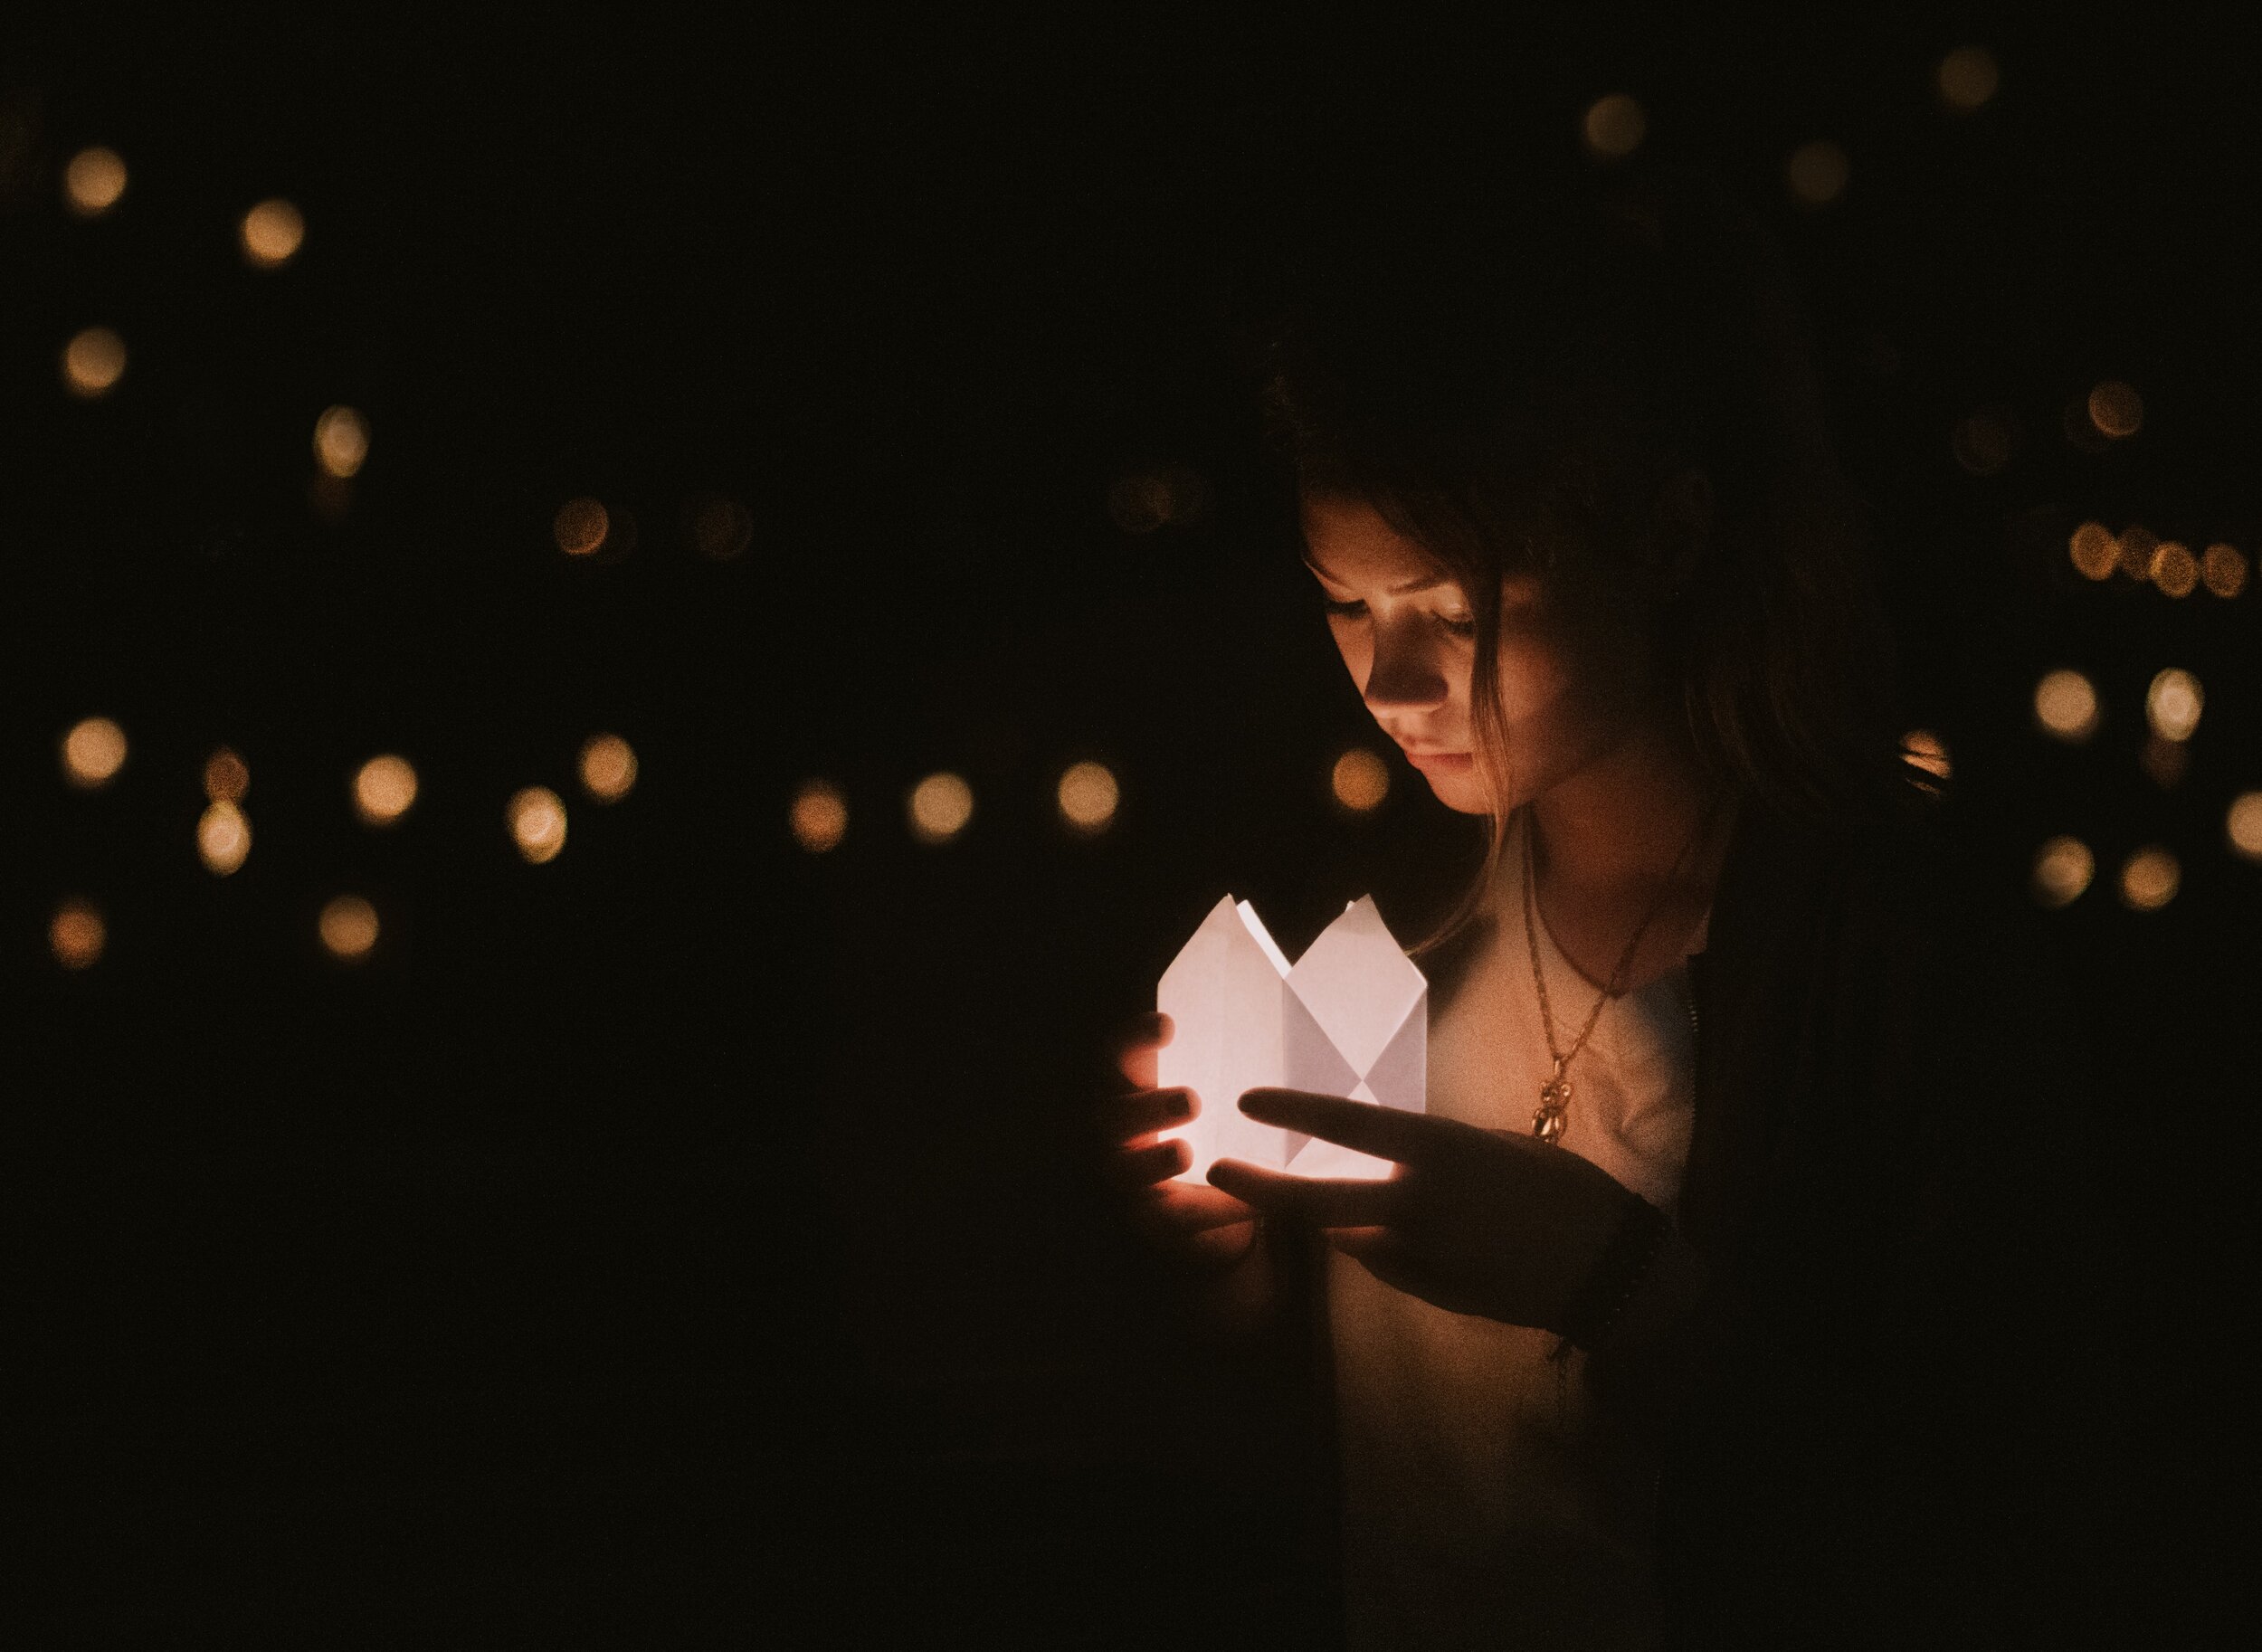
[1300,491,1662,818]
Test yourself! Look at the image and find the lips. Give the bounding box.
[1403,747,1474,770]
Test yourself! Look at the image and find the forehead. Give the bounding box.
[1297,493,1452,588]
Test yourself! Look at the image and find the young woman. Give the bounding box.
[1099,154,2095,1647]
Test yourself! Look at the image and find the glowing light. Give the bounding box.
[1057,761,1119,834]
[2146,669,2202,743]
[908,773,974,843]
[63,146,128,216]
[791,780,849,852]
[2087,380,2143,440]
[2032,670,2098,743]
[2139,733,2188,789]
[1332,748,1391,812]
[2145,541,2197,598]
[197,801,252,875]
[1901,729,1951,782]
[62,717,128,787]
[2227,792,2262,862]
[2029,837,2094,909]
[1937,46,2001,111]
[353,755,419,825]
[554,498,609,556]
[508,786,567,863]
[52,899,106,969]
[2114,524,2158,582]
[688,495,752,561]
[1785,140,1849,206]
[313,406,369,479]
[578,734,638,802]
[2061,396,2110,455]
[241,198,305,267]
[204,746,250,802]
[319,895,379,959]
[2068,521,2117,581]
[62,327,127,398]
[1951,410,2015,476]
[2117,847,2180,912]
[2200,543,2248,599]
[1582,93,1646,159]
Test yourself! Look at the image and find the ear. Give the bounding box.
[1645,464,1713,599]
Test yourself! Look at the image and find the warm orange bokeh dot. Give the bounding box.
[2146,668,2202,743]
[62,327,127,398]
[63,146,128,216]
[319,895,379,959]
[204,746,251,802]
[1937,46,2000,112]
[554,498,609,556]
[579,734,638,802]
[2114,524,2158,582]
[2067,521,2117,581]
[2029,837,2093,909]
[314,406,370,479]
[1786,140,1849,206]
[241,198,306,267]
[198,801,252,875]
[62,717,128,787]
[791,781,849,852]
[2032,670,2098,743]
[354,755,419,825]
[1901,729,1951,783]
[908,773,974,844]
[508,786,568,863]
[2200,543,2248,599]
[1332,748,1391,812]
[2117,847,2180,912]
[52,899,107,968]
[2227,793,2262,862]
[2087,380,2143,440]
[1582,93,1646,159]
[1057,761,1119,835]
[2148,542,2198,598]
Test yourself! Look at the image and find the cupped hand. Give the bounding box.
[1097,1011,1259,1267]
[1206,1087,1643,1333]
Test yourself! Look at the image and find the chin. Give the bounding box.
[1423,773,1494,816]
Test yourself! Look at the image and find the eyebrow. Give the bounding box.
[1301,556,1453,596]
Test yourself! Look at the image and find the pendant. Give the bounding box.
[1533,1055,1572,1144]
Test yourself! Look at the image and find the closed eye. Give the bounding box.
[1322,597,1476,638]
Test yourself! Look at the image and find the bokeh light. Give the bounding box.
[1057,761,1119,835]
[791,780,849,852]
[508,787,568,864]
[2087,380,2143,440]
[313,406,370,479]
[241,198,306,267]
[1582,93,1646,159]
[2029,837,2094,909]
[319,895,379,959]
[2067,521,2118,581]
[1937,46,2001,111]
[1950,410,2015,476]
[204,746,251,802]
[353,755,419,825]
[908,773,974,843]
[2117,846,2180,912]
[62,327,127,398]
[2146,668,2202,743]
[554,498,610,556]
[2227,793,2262,862]
[2115,524,2159,582]
[63,146,127,216]
[198,801,252,875]
[62,716,128,787]
[2200,543,2248,599]
[1785,140,1849,206]
[2148,541,2198,598]
[688,495,752,561]
[52,899,106,969]
[1332,748,1391,812]
[1901,729,1951,783]
[2033,669,2098,743]
[579,734,638,802]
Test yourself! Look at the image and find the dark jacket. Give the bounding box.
[1286,782,2106,1647]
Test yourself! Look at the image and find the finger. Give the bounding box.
[1133,1181,1256,1237]
[1113,1011,1174,1089]
[1110,1135,1190,1192]
[1206,1159,1402,1227]
[1094,1086,1194,1146]
[1238,1088,1459,1166]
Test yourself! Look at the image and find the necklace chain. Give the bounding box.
[1522,790,1723,1144]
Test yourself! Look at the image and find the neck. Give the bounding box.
[1521,707,1733,914]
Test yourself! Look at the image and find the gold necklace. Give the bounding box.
[1521,790,1722,1144]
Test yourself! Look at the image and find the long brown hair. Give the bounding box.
[1237,151,1936,957]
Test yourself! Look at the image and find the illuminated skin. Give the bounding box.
[1103,482,1732,1341]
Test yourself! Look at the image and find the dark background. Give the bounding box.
[7,12,2254,1641]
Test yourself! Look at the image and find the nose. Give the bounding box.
[1361,614,1451,714]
